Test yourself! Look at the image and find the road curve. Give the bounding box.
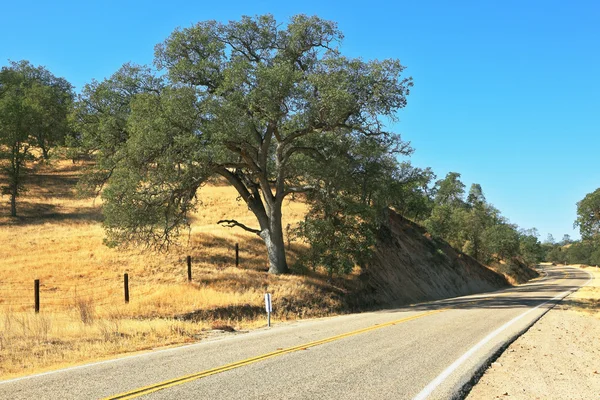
[0,265,592,400]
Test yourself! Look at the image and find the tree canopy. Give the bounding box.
[575,188,600,240]
[422,172,543,266]
[76,14,413,274]
[0,60,73,216]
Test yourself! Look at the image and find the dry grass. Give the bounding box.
[0,159,350,378]
[564,265,600,319]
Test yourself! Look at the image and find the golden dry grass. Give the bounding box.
[565,265,600,319]
[0,159,350,378]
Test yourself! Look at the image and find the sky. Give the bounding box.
[1,0,599,241]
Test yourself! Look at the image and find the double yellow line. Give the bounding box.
[105,309,445,399]
[107,267,572,399]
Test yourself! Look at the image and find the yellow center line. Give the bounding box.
[104,309,445,399]
[106,268,574,399]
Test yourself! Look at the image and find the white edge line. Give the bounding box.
[412,266,593,400]
[0,266,586,387]
[0,306,423,385]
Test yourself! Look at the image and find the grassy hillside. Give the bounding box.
[0,160,354,377]
[0,160,538,378]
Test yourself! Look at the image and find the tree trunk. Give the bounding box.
[10,187,17,217]
[9,144,19,218]
[261,203,288,274]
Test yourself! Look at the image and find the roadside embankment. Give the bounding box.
[467,265,600,399]
[357,210,519,307]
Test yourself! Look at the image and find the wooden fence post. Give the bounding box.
[124,273,129,303]
[34,279,40,313]
[235,243,239,267]
[187,255,192,282]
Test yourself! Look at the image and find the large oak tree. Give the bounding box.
[77,15,413,274]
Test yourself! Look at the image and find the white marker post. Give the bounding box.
[264,293,272,327]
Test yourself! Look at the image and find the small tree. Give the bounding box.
[433,172,465,206]
[482,223,520,261]
[0,61,73,216]
[518,228,544,266]
[575,188,600,240]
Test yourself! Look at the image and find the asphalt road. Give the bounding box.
[0,265,592,400]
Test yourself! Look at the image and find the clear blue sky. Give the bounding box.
[2,0,599,241]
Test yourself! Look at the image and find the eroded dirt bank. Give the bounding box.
[357,210,538,307]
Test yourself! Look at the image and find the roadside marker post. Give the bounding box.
[187,256,192,282]
[124,273,130,303]
[34,279,40,313]
[235,243,239,267]
[264,293,272,327]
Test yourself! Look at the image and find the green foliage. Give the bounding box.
[391,166,435,222]
[544,238,600,266]
[434,172,465,206]
[76,14,413,274]
[423,173,541,266]
[575,188,600,240]
[295,200,375,276]
[541,188,600,266]
[482,223,520,261]
[293,130,411,275]
[0,60,73,216]
[518,229,544,266]
[73,63,162,195]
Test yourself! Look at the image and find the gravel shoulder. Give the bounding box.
[467,265,600,400]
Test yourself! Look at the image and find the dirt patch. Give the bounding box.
[358,210,514,307]
[467,266,600,399]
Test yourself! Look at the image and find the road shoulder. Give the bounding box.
[467,266,600,400]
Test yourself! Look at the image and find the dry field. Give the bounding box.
[0,160,351,378]
[565,265,600,317]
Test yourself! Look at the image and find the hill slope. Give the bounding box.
[0,160,538,377]
[359,210,513,306]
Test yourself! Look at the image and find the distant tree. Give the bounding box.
[575,188,600,239]
[462,184,491,260]
[518,228,544,266]
[589,246,600,266]
[391,166,435,222]
[73,63,161,194]
[77,15,413,274]
[0,60,73,216]
[560,234,573,246]
[545,233,555,244]
[466,183,485,207]
[433,172,465,206]
[425,172,467,244]
[546,245,569,265]
[565,241,593,265]
[483,223,520,261]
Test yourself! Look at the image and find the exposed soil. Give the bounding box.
[467,265,600,400]
[358,210,537,307]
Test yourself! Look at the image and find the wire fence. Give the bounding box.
[0,245,243,313]
[0,243,248,313]
[0,275,137,312]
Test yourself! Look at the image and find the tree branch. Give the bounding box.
[283,185,315,197]
[217,219,261,234]
[282,146,325,164]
